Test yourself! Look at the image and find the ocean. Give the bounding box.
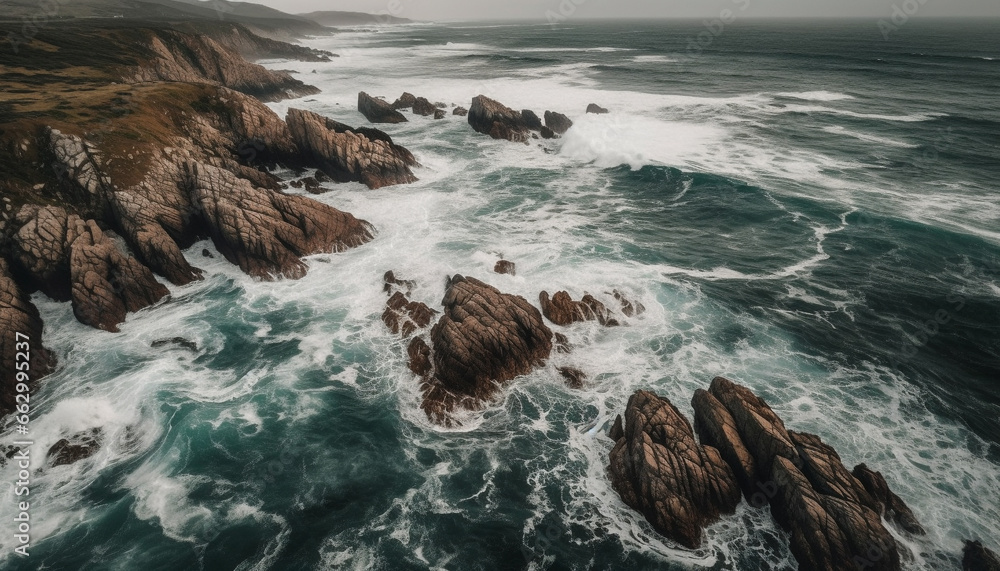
[2,19,998,570]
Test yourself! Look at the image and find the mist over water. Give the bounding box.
[2,20,999,570]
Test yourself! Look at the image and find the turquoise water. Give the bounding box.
[2,20,999,570]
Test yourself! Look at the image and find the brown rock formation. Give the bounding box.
[539,291,619,327]
[587,103,610,114]
[468,96,531,143]
[558,367,586,389]
[540,126,557,140]
[690,376,920,571]
[383,291,437,338]
[851,464,925,535]
[0,258,56,418]
[613,289,645,317]
[521,109,543,131]
[412,97,437,117]
[287,108,419,189]
[47,428,102,467]
[453,107,469,117]
[358,92,408,124]
[420,275,553,424]
[494,260,516,276]
[391,92,417,110]
[383,270,416,295]
[544,111,574,134]
[433,109,446,120]
[407,337,433,377]
[964,541,1000,571]
[608,390,742,549]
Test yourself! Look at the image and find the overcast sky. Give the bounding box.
[263,0,1000,21]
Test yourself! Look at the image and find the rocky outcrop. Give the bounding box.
[544,111,573,134]
[152,337,199,351]
[124,29,319,102]
[413,97,437,117]
[453,107,468,117]
[468,96,531,143]
[383,270,415,295]
[407,337,432,377]
[47,428,101,467]
[358,92,408,124]
[963,541,1000,571]
[689,377,921,571]
[391,92,417,110]
[287,108,419,189]
[0,258,56,418]
[586,103,609,115]
[434,109,446,120]
[494,260,516,276]
[613,289,645,317]
[522,109,543,131]
[11,206,170,332]
[419,275,553,424]
[383,292,437,338]
[608,390,742,549]
[558,367,585,389]
[539,291,619,327]
[540,127,557,140]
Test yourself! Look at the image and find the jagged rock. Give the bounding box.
[184,160,375,279]
[608,390,741,549]
[391,92,417,110]
[692,377,914,571]
[47,428,102,467]
[301,176,322,193]
[314,170,332,183]
[453,106,468,117]
[358,92,408,124]
[420,275,552,424]
[468,95,531,143]
[408,337,432,377]
[434,109,446,120]
[202,249,214,258]
[494,260,516,276]
[289,180,303,188]
[152,337,199,351]
[964,541,1000,571]
[852,464,925,535]
[287,108,419,189]
[558,367,586,389]
[544,111,574,134]
[12,206,169,332]
[383,291,437,338]
[124,30,319,102]
[0,258,56,419]
[522,109,543,131]
[434,102,447,109]
[554,332,572,354]
[613,289,645,317]
[539,291,619,327]
[412,97,437,117]
[540,126,557,140]
[587,103,609,114]
[383,270,415,295]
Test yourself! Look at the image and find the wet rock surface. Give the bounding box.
[0,258,56,418]
[47,428,102,467]
[539,290,619,327]
[418,275,553,424]
[544,110,574,134]
[287,108,419,189]
[358,92,408,124]
[468,95,531,143]
[587,103,610,114]
[608,390,742,549]
[964,541,1000,571]
[494,260,516,276]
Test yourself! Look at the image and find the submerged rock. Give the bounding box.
[47,428,102,467]
[468,95,531,143]
[613,289,645,317]
[494,260,516,276]
[152,337,199,351]
[544,110,573,134]
[453,106,468,117]
[420,275,552,424]
[358,91,408,124]
[608,390,742,548]
[586,103,609,114]
[558,367,586,389]
[287,108,418,189]
[963,540,1000,571]
[434,109,446,120]
[539,290,619,327]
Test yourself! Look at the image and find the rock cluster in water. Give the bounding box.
[610,377,928,571]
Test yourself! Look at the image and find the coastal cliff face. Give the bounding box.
[0,21,417,419]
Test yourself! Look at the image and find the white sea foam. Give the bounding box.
[776,90,854,101]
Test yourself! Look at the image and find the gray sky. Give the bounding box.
[264,0,1000,21]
